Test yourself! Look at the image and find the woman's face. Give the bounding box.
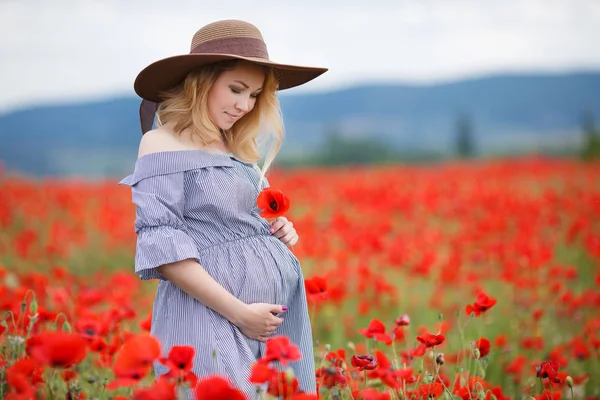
[207,62,266,131]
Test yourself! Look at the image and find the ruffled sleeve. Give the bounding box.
[118,150,234,280]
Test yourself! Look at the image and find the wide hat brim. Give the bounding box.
[134,53,328,103]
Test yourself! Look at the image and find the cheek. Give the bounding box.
[248,98,258,111]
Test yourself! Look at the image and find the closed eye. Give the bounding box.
[230,86,260,98]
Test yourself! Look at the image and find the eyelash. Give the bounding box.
[230,87,259,98]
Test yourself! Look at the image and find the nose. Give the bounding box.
[235,97,251,113]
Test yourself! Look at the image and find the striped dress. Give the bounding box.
[118,149,315,398]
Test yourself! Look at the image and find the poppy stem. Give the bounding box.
[539,377,552,400]
[433,350,452,398]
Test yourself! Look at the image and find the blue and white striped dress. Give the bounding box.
[118,149,315,398]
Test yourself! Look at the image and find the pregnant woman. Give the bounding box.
[119,19,327,398]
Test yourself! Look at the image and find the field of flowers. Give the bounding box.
[0,157,598,399]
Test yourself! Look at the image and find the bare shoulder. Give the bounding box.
[137,126,189,159]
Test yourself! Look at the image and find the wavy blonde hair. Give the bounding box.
[155,60,283,183]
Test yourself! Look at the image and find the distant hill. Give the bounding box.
[1,72,598,177]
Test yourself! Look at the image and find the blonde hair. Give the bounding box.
[155,60,283,184]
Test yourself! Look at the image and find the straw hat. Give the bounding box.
[135,19,328,133]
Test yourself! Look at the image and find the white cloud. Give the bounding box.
[1,0,599,112]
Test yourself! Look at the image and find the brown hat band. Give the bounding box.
[191,37,269,59]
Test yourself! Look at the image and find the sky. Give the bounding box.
[1,0,599,113]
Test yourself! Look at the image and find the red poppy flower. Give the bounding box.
[413,333,445,357]
[324,348,346,368]
[465,292,497,316]
[536,360,561,383]
[5,371,36,400]
[257,188,290,219]
[365,350,400,389]
[133,379,177,400]
[318,366,348,389]
[195,376,246,400]
[351,354,377,371]
[266,371,300,398]
[262,336,301,366]
[475,337,491,358]
[394,314,410,326]
[249,362,277,384]
[358,319,392,345]
[418,382,443,398]
[159,345,197,386]
[6,358,45,386]
[109,334,161,389]
[304,276,328,302]
[26,332,88,368]
[354,388,392,400]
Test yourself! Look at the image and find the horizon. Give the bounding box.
[2,68,599,116]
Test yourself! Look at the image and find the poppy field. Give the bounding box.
[0,157,599,399]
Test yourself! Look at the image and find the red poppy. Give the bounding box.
[6,358,44,386]
[257,188,290,219]
[413,333,445,357]
[475,337,491,358]
[5,371,36,400]
[354,388,392,400]
[465,292,497,316]
[304,276,328,302]
[366,350,400,389]
[249,362,277,384]
[318,366,348,389]
[418,382,444,398]
[26,332,88,368]
[358,319,392,345]
[195,376,247,400]
[133,379,177,400]
[109,334,161,389]
[351,354,377,371]
[324,348,346,368]
[394,314,410,326]
[291,394,319,400]
[536,360,561,383]
[159,345,197,387]
[266,371,300,398]
[262,336,302,366]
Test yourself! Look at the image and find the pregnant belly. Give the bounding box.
[198,234,300,307]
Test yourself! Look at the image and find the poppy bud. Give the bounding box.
[566,376,573,388]
[436,353,445,365]
[473,348,481,359]
[285,367,295,383]
[394,314,410,326]
[29,298,38,314]
[62,320,72,333]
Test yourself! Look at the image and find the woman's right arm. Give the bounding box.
[157,258,286,342]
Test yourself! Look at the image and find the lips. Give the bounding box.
[225,112,241,120]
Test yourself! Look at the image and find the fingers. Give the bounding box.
[269,216,288,233]
[271,219,294,238]
[269,304,288,314]
[279,231,298,246]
